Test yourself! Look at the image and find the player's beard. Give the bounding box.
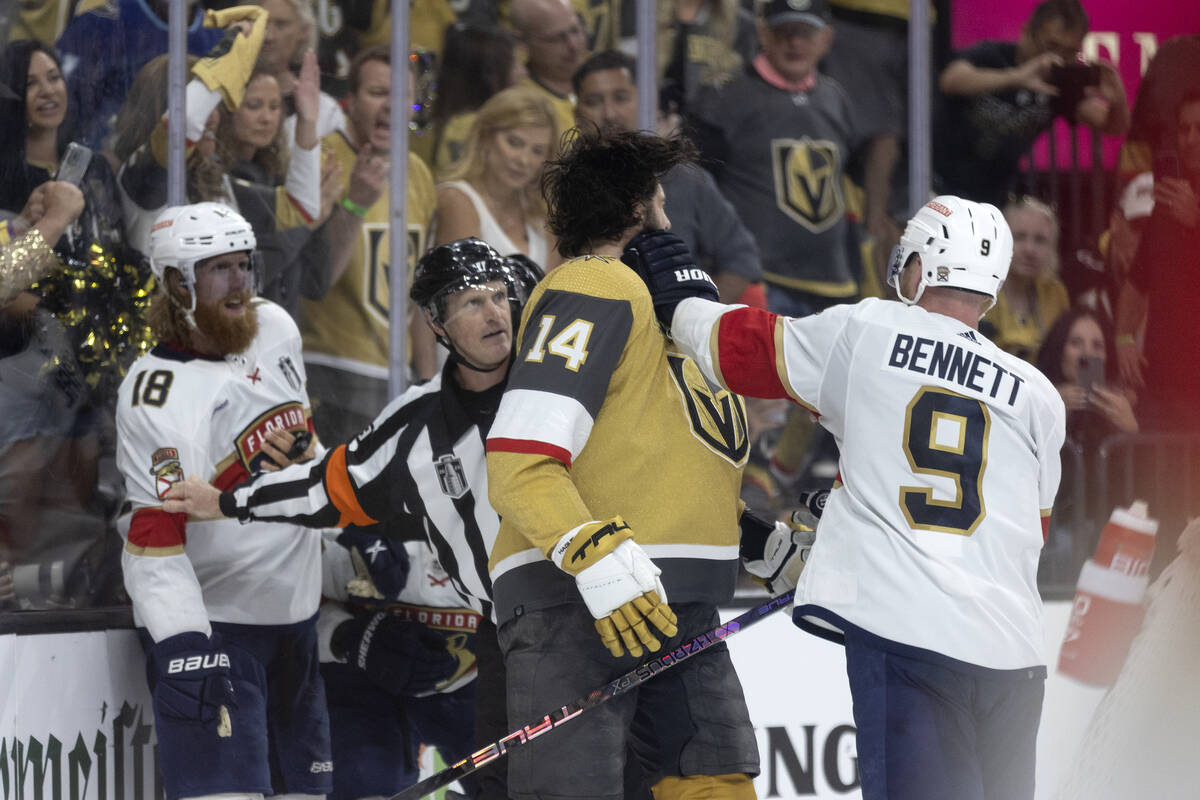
[194,291,259,355]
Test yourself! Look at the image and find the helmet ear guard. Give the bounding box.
[886,244,916,303]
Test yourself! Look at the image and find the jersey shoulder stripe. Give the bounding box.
[487,388,592,464]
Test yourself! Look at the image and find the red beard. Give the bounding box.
[194,292,259,355]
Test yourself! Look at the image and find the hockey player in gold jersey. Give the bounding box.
[485,129,758,799]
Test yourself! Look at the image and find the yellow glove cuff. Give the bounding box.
[550,516,634,576]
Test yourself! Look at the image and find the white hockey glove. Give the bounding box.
[740,510,816,596]
[551,517,678,658]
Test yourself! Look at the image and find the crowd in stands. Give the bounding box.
[0,0,1192,614]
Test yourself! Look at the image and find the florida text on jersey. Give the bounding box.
[222,366,499,618]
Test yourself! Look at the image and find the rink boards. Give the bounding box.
[0,602,1109,800]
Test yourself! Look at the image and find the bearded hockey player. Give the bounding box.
[116,202,332,800]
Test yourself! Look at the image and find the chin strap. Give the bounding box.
[447,348,508,374]
[441,331,512,375]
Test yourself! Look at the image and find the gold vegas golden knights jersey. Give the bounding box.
[299,132,435,380]
[485,256,749,624]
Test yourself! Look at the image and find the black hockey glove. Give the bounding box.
[621,229,719,328]
[337,526,412,599]
[331,611,458,696]
[151,631,236,724]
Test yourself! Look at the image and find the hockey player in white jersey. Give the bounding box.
[624,195,1066,800]
[116,202,332,800]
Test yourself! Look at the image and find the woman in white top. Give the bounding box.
[434,85,561,268]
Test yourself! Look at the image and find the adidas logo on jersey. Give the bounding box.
[166,653,231,673]
[957,330,980,345]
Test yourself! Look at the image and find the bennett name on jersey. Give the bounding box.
[887,332,1027,407]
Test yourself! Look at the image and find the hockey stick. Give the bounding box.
[388,589,796,800]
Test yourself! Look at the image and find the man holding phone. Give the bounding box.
[934,0,1129,206]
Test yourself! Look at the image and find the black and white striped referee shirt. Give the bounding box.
[221,362,504,619]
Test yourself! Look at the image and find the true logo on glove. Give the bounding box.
[569,520,631,566]
[166,653,231,673]
[674,268,712,284]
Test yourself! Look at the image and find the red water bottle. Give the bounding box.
[1058,501,1159,686]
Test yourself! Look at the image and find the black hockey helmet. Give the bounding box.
[411,237,540,370]
[412,238,511,323]
[501,252,545,309]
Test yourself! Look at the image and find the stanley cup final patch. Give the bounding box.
[278,355,303,392]
[150,447,184,499]
[435,453,469,499]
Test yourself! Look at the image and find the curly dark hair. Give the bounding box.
[542,128,697,258]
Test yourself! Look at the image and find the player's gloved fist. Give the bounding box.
[621,229,719,328]
[151,631,236,724]
[337,527,411,599]
[331,612,458,696]
[551,518,678,658]
[739,510,816,596]
[789,488,830,529]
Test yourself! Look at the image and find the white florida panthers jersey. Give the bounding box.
[116,299,322,642]
[672,296,1066,671]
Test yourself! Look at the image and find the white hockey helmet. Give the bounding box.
[887,195,1013,313]
[148,202,257,291]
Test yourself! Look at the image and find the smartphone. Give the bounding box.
[1049,63,1101,117]
[55,142,93,186]
[1049,63,1101,92]
[1077,355,1106,393]
[1153,149,1182,182]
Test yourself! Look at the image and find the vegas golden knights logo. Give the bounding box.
[665,353,749,467]
[365,225,426,327]
[771,137,845,233]
[573,0,618,50]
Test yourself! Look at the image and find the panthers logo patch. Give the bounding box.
[150,447,183,499]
